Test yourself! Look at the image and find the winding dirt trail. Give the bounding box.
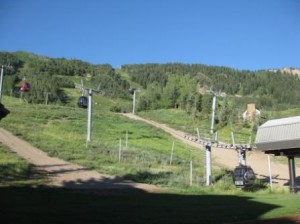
[0,128,159,193]
[1,112,298,191]
[123,113,300,187]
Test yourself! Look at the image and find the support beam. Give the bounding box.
[86,89,92,145]
[0,66,4,103]
[205,144,212,186]
[288,156,297,194]
[210,95,216,134]
[238,148,246,166]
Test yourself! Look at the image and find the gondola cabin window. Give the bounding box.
[233,165,255,188]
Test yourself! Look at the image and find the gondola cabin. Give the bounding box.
[233,165,255,188]
[77,96,88,108]
[20,80,30,92]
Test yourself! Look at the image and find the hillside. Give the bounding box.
[0,127,159,192]
[124,113,298,186]
[1,51,300,131]
[2,51,300,111]
[270,67,300,77]
[2,51,300,223]
[2,51,300,142]
[1,95,209,188]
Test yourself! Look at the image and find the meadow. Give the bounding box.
[0,144,299,223]
[1,94,300,223]
[1,95,208,187]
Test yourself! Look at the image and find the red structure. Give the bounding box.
[20,80,30,92]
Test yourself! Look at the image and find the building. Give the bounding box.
[242,104,261,122]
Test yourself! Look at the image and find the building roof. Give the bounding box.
[255,116,300,153]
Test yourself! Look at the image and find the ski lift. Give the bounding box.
[233,165,255,188]
[77,96,88,108]
[20,80,30,92]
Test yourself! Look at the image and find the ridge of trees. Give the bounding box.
[0,51,131,103]
[1,51,300,122]
[122,63,300,112]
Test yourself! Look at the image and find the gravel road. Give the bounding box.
[1,112,298,191]
[0,127,160,193]
[123,113,299,187]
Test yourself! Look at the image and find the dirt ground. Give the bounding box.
[0,127,159,193]
[0,113,298,192]
[124,113,300,187]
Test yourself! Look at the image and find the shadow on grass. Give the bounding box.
[0,175,296,224]
[0,164,298,224]
[0,163,32,181]
[123,171,173,185]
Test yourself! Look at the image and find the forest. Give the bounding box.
[1,51,300,126]
[122,63,300,109]
[0,51,131,104]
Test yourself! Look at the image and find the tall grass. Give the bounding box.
[0,144,46,186]
[0,144,31,181]
[138,108,300,167]
[1,95,297,191]
[138,109,254,144]
[2,97,300,221]
[1,96,209,188]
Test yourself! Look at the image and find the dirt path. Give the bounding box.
[123,113,300,187]
[1,113,297,191]
[0,128,159,193]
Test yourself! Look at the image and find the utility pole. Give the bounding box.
[86,89,93,144]
[76,79,101,147]
[76,79,102,147]
[211,94,217,134]
[86,87,100,147]
[0,65,4,103]
[132,90,136,114]
[0,65,11,120]
[197,128,218,186]
[207,89,220,134]
[0,64,13,103]
[44,91,51,105]
[130,88,140,114]
[205,141,212,186]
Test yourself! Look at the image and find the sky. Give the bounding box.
[0,0,299,70]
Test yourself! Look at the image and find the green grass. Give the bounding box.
[0,144,298,223]
[1,95,300,222]
[0,144,31,182]
[0,96,205,187]
[138,108,300,170]
[0,144,47,187]
[1,95,297,187]
[0,186,299,224]
[139,109,209,132]
[268,107,300,119]
[138,109,254,144]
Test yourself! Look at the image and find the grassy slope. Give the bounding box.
[138,109,254,144]
[1,143,299,223]
[0,186,299,224]
[0,144,46,187]
[1,94,300,222]
[0,95,205,187]
[138,108,300,166]
[0,144,298,223]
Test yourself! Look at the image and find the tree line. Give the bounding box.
[2,51,300,123]
[122,63,300,111]
[0,51,131,104]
